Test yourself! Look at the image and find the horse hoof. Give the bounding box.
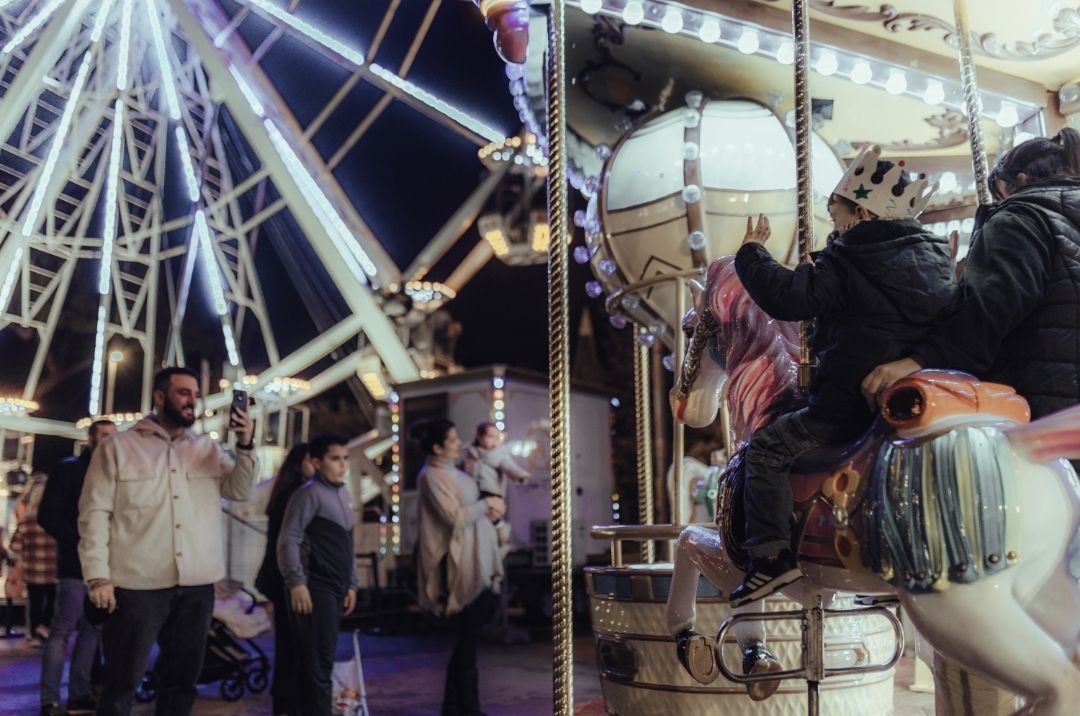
[675,630,719,685]
[743,642,783,702]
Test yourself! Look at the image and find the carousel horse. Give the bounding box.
[664,256,1080,715]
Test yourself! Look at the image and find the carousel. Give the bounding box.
[471,0,1080,714]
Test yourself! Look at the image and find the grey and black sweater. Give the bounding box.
[277,473,359,598]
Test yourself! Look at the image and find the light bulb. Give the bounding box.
[661,8,683,34]
[923,80,945,106]
[816,51,838,76]
[850,60,872,85]
[698,18,721,43]
[737,29,759,55]
[885,70,907,96]
[776,40,794,65]
[938,171,957,194]
[581,0,602,14]
[997,102,1019,128]
[623,0,644,25]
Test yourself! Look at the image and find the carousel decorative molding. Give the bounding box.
[762,0,1080,61]
[851,109,968,152]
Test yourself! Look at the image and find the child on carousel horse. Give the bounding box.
[728,145,957,605]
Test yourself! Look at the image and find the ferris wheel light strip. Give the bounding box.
[175,126,200,202]
[229,65,265,117]
[146,0,181,120]
[88,305,108,415]
[1,0,68,55]
[194,210,240,367]
[368,63,507,144]
[89,0,119,43]
[237,0,365,66]
[116,0,135,90]
[98,100,125,296]
[262,118,378,281]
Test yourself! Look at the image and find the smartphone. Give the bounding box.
[230,389,249,428]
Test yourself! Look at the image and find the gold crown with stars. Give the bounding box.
[833,144,938,220]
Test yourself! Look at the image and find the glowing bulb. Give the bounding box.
[776,40,794,64]
[922,80,945,106]
[816,51,838,76]
[622,1,644,25]
[885,70,907,96]
[660,8,683,34]
[737,30,760,55]
[580,0,602,13]
[850,60,872,85]
[698,18,721,43]
[997,102,1019,128]
[938,171,958,194]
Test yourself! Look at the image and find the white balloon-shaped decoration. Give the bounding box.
[597,99,844,334]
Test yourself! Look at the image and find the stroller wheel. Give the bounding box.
[135,672,158,703]
[220,673,245,701]
[246,668,269,693]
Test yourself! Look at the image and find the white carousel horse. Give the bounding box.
[664,256,1080,715]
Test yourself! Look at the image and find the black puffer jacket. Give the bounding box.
[914,178,1080,419]
[736,218,957,424]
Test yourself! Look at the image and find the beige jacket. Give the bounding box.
[79,417,258,589]
[416,456,502,616]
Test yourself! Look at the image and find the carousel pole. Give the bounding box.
[792,0,816,392]
[672,277,688,525]
[633,329,655,563]
[546,0,574,712]
[953,0,993,207]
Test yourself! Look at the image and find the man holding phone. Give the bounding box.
[79,367,258,716]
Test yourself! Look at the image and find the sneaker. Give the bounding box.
[66,695,96,713]
[674,628,719,685]
[729,550,802,607]
[742,641,783,701]
[40,705,67,716]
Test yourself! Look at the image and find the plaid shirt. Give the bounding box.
[10,513,58,585]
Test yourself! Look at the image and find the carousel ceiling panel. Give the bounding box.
[752,0,1080,88]
[565,9,1007,162]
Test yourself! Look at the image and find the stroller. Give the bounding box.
[135,586,271,702]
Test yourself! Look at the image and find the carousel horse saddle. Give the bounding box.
[718,371,1031,582]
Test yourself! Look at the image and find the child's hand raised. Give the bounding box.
[742,214,771,246]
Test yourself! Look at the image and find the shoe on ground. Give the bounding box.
[742,641,783,701]
[40,704,67,716]
[729,549,802,607]
[674,628,719,685]
[66,695,97,713]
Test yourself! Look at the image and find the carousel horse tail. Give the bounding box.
[1002,404,1080,463]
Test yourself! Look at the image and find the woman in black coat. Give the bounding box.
[256,443,314,716]
[863,128,1080,419]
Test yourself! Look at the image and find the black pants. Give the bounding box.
[269,591,301,715]
[96,585,214,716]
[442,591,494,716]
[288,588,344,716]
[744,409,866,559]
[27,583,57,634]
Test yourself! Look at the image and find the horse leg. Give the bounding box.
[903,582,1080,716]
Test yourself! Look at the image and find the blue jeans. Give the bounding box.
[744,409,865,559]
[41,578,101,706]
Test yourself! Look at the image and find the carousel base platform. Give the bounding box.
[586,562,899,715]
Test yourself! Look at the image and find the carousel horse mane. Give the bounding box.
[702,257,801,441]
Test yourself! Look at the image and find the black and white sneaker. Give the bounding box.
[729,550,802,607]
[674,628,719,685]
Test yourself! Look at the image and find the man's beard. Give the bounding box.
[162,400,196,427]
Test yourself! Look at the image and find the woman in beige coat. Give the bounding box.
[414,419,504,716]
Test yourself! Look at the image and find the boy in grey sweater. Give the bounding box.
[278,433,359,716]
[463,422,530,549]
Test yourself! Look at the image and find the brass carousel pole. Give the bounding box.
[792,0,816,392]
[633,330,655,563]
[546,0,573,712]
[791,2,824,714]
[953,0,993,207]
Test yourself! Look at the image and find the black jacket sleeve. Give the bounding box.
[37,461,79,550]
[913,205,1052,374]
[734,243,846,321]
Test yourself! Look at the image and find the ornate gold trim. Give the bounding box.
[761,1,1080,61]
